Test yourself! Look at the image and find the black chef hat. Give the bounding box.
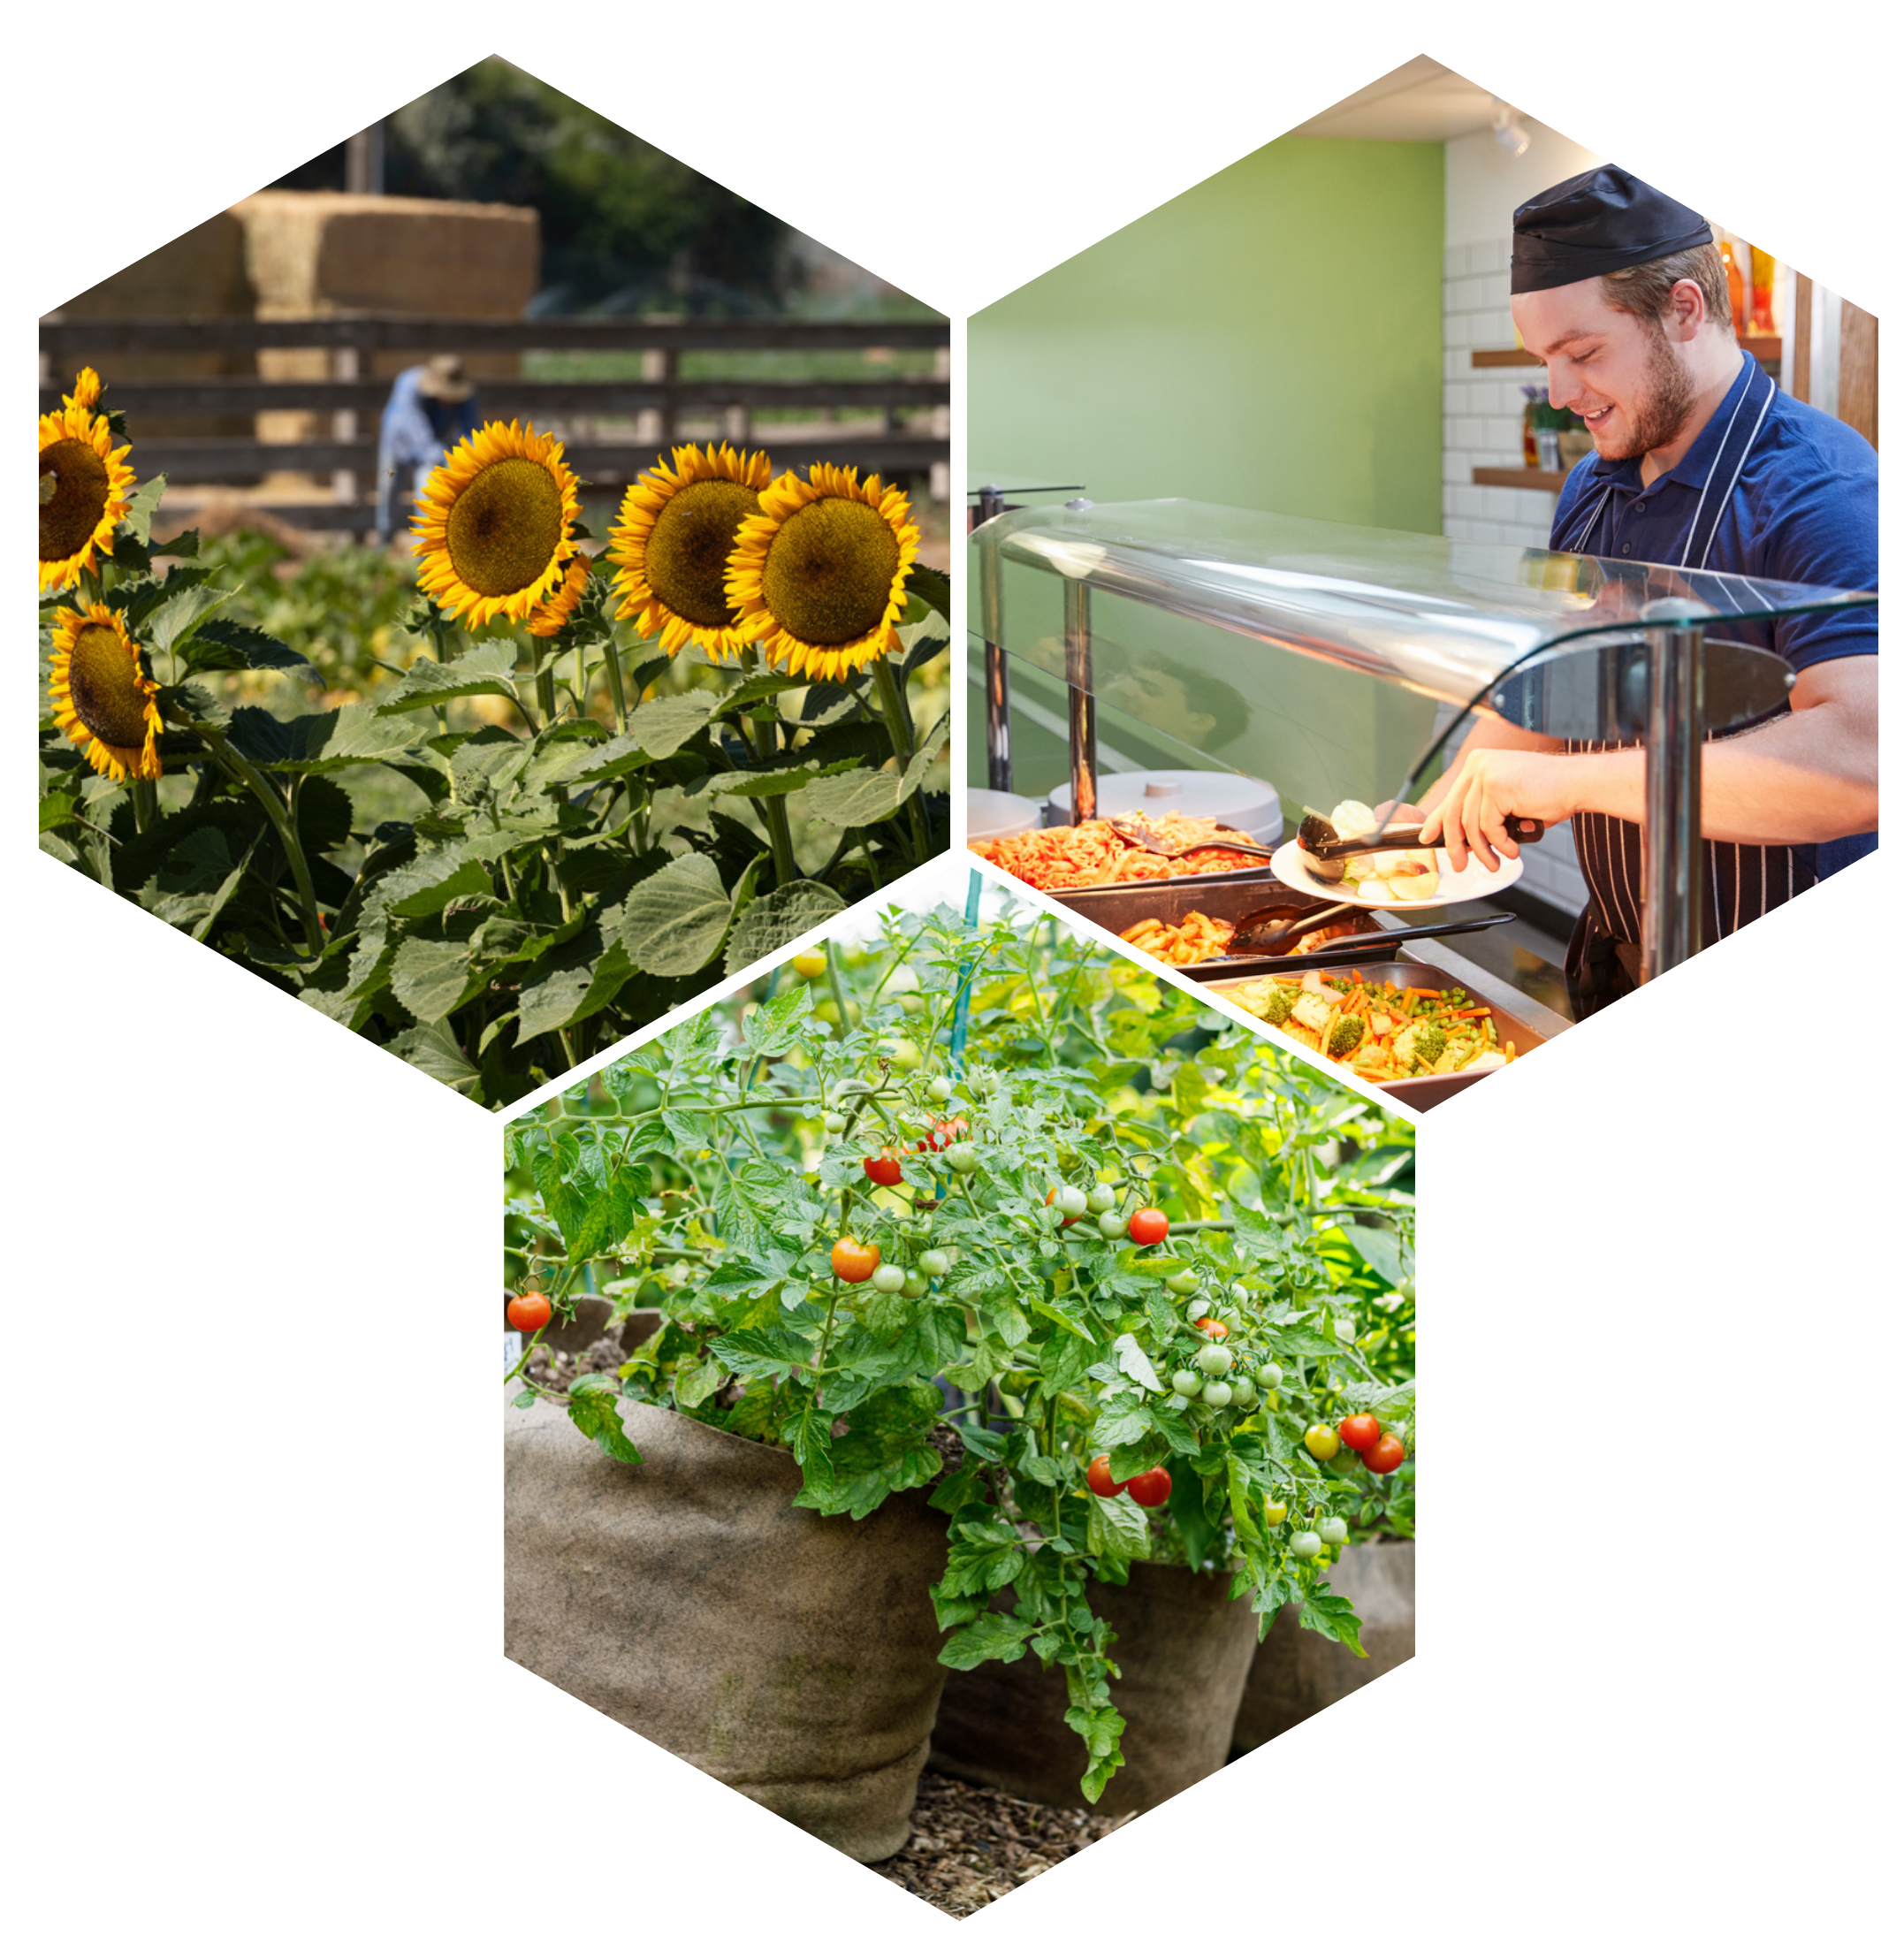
[1511,165,1714,294]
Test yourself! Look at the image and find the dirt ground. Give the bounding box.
[868,1771,1131,1916]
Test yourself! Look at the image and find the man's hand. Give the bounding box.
[1419,747,1580,872]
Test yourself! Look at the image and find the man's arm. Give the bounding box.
[1419,655,1877,871]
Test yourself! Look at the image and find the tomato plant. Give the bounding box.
[502,903,1416,1805]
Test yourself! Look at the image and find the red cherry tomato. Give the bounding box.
[1192,1316,1229,1342]
[863,1148,904,1186]
[506,1292,552,1333]
[831,1236,881,1284]
[1127,1208,1169,1246]
[1338,1413,1382,1452]
[916,1116,970,1153]
[1126,1466,1173,1508]
[1085,1454,1125,1497]
[1363,1433,1406,1474]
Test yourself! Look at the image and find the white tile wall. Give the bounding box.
[1443,234,1589,921]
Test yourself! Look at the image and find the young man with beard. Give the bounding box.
[1412,166,1877,1012]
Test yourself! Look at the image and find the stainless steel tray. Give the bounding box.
[1200,959,1554,1110]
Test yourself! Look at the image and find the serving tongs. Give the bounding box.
[1294,811,1544,884]
[1189,907,1516,977]
[1106,817,1279,863]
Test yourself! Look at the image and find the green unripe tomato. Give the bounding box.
[1097,1209,1125,1238]
[1052,1184,1088,1217]
[926,1076,954,1102]
[885,1037,923,1071]
[1328,1452,1363,1478]
[822,1110,848,1133]
[1318,1517,1349,1546]
[1261,1499,1290,1527]
[1170,1368,1202,1398]
[1087,1186,1118,1215]
[871,1264,907,1294]
[1228,1376,1256,1409]
[901,1271,929,1298]
[1184,1297,1210,1322]
[918,1248,951,1278]
[1165,1269,1199,1295]
[1194,1343,1233,1378]
[1259,1361,1283,1391]
[1290,1530,1323,1561]
[945,1143,979,1175]
[1334,1316,1358,1345]
[1200,1380,1234,1408]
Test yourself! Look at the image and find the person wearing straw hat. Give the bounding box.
[376,354,482,545]
[1413,165,1877,1015]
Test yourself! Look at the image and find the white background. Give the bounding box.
[10,4,1897,1937]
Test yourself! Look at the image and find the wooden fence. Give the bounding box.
[39,315,951,534]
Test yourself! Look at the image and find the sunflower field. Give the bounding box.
[37,370,950,1109]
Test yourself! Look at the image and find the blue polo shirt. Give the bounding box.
[1551,352,1877,872]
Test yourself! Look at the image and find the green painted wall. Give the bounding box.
[969,136,1445,812]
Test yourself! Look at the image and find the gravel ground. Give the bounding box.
[868,1772,1131,1916]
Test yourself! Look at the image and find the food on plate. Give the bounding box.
[1229,968,1517,1081]
[1305,799,1440,902]
[971,814,1264,892]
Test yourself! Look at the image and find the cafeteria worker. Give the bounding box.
[1413,165,1877,1015]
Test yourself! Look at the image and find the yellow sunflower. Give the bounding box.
[48,603,164,783]
[526,552,591,638]
[412,420,581,629]
[726,463,920,683]
[40,367,136,593]
[605,442,773,659]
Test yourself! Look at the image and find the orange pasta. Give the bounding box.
[969,815,1263,893]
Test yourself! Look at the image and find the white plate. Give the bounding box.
[1268,837,1523,909]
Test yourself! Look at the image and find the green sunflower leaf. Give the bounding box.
[724,881,848,976]
[609,853,733,978]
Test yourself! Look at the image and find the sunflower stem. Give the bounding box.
[129,781,155,834]
[601,633,631,734]
[870,656,929,862]
[747,707,800,888]
[187,718,324,958]
[536,664,560,727]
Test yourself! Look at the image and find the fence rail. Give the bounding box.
[39,314,949,357]
[40,312,950,536]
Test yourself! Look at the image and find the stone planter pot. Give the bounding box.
[927,1561,1260,1815]
[1231,1539,1414,1752]
[505,1391,950,1862]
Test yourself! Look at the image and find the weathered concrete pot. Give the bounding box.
[505,1391,950,1862]
[927,1561,1260,1814]
[1231,1539,1415,1752]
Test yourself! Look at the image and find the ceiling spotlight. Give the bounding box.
[1491,100,1530,157]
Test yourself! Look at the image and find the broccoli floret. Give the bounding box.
[1260,982,1299,1026]
[1409,1020,1447,1067]
[1327,1014,1366,1057]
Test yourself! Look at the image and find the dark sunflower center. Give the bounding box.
[443,458,564,598]
[645,479,761,627]
[40,438,110,562]
[67,625,152,748]
[760,498,901,648]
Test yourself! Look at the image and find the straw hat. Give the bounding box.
[417,354,474,403]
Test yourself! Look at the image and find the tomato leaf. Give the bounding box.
[1297,1588,1367,1657]
[565,1376,643,1467]
[1111,1332,1163,1393]
[1085,1490,1151,1566]
[939,1609,1034,1670]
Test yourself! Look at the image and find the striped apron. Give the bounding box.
[1554,358,1810,1015]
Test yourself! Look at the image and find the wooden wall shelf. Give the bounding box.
[1474,466,1571,492]
[1470,338,1781,370]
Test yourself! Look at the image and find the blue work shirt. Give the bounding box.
[378,365,481,469]
[1552,352,1877,875]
